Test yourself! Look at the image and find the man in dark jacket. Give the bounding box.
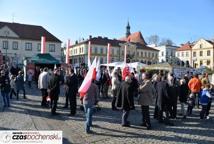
[16,71,26,99]
[156,75,173,125]
[65,68,78,116]
[0,70,11,107]
[116,75,134,127]
[48,69,61,115]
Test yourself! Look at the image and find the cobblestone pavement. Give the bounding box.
[0,85,214,144]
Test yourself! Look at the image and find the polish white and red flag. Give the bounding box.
[41,36,46,54]
[88,41,92,68]
[78,57,97,97]
[66,39,70,64]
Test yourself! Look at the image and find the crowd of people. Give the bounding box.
[0,64,213,134]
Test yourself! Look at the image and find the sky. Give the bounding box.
[0,0,214,46]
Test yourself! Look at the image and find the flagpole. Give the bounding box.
[88,41,91,68]
[41,36,46,54]
[124,44,127,63]
[66,39,70,64]
[107,43,111,72]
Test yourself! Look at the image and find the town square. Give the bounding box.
[0,0,214,144]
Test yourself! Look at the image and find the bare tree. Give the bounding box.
[159,38,174,46]
[147,35,160,46]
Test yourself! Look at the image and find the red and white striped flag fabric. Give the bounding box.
[88,41,92,68]
[41,36,46,54]
[66,39,70,64]
[107,43,111,64]
[78,57,97,97]
[124,45,127,63]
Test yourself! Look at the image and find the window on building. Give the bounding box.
[137,52,139,56]
[25,43,32,51]
[152,53,154,57]
[141,52,143,56]
[37,43,41,51]
[112,49,114,55]
[193,52,196,57]
[207,50,210,56]
[145,52,147,57]
[122,50,124,56]
[155,53,158,58]
[161,51,164,56]
[100,48,103,54]
[117,50,119,55]
[199,44,202,48]
[200,60,203,66]
[100,57,103,64]
[148,52,151,58]
[182,52,184,57]
[200,51,203,56]
[49,44,55,52]
[166,51,168,56]
[94,47,97,54]
[207,60,210,66]
[186,52,189,57]
[3,41,8,49]
[12,41,18,50]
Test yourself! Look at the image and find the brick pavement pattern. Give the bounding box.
[0,85,214,144]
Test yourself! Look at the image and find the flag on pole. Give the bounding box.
[41,36,46,54]
[66,39,70,64]
[78,57,97,97]
[122,65,130,80]
[96,57,101,81]
[124,45,127,63]
[88,41,92,68]
[107,43,111,64]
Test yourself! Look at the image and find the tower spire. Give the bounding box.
[126,21,131,38]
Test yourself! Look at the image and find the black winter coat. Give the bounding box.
[179,83,189,103]
[48,74,60,100]
[116,81,134,111]
[156,81,170,110]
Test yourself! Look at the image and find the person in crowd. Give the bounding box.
[207,82,214,119]
[16,71,26,99]
[100,69,110,99]
[152,73,160,120]
[64,68,78,116]
[201,73,210,87]
[116,75,134,127]
[167,73,178,119]
[179,77,189,119]
[10,75,17,99]
[199,83,212,119]
[133,68,139,82]
[48,68,61,115]
[111,71,120,110]
[38,67,49,107]
[138,72,155,130]
[156,75,174,126]
[27,72,33,88]
[0,70,11,107]
[81,80,99,134]
[63,68,70,108]
[130,72,139,98]
[188,73,202,109]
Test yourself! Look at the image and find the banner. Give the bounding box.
[41,36,46,54]
[88,41,91,68]
[0,131,62,144]
[66,39,70,64]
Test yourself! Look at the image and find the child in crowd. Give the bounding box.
[199,84,212,119]
[27,72,33,88]
[187,93,195,116]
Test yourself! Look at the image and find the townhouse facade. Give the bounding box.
[69,23,159,66]
[176,39,214,70]
[0,21,62,65]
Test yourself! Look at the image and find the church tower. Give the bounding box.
[126,21,131,38]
